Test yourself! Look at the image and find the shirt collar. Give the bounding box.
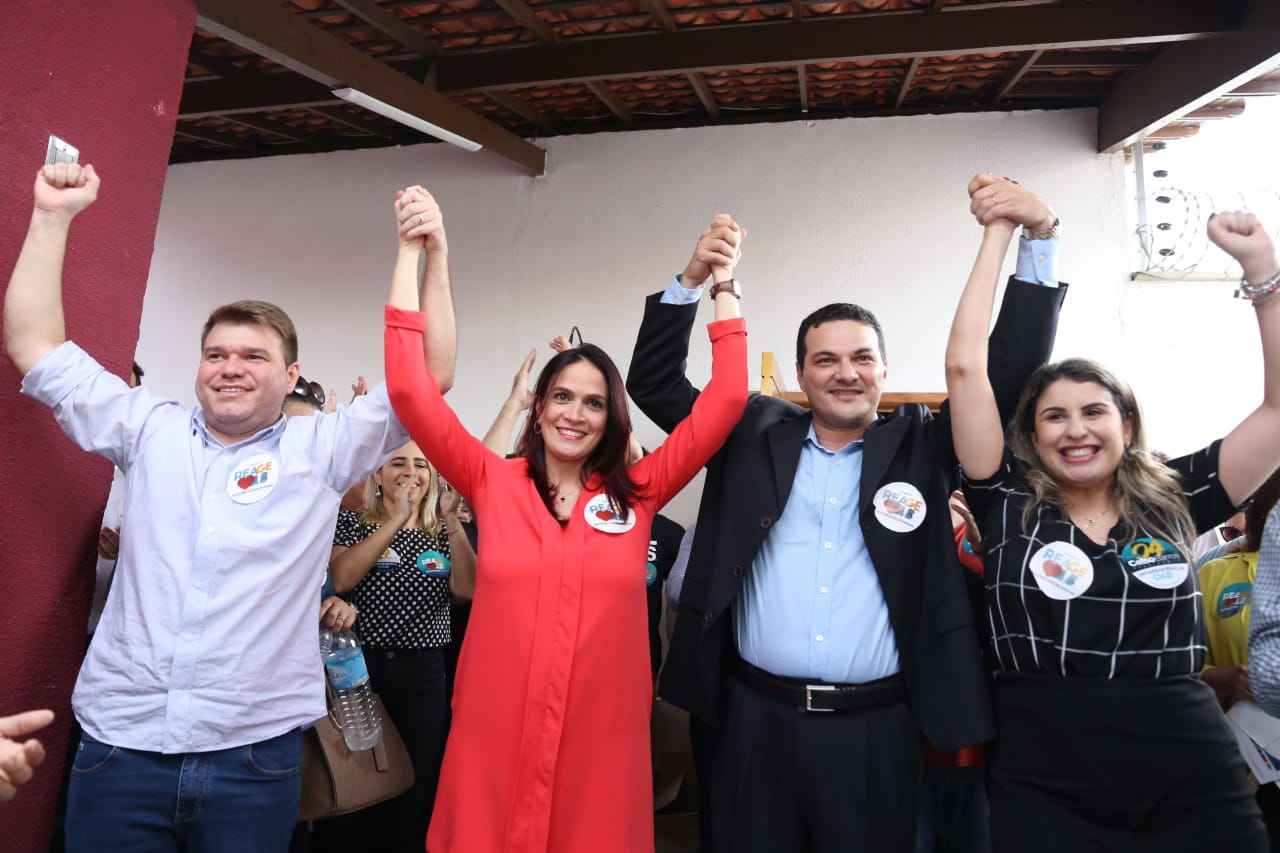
[191,407,288,450]
[803,422,863,457]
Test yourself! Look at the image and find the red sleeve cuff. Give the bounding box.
[385,304,426,331]
[707,316,747,341]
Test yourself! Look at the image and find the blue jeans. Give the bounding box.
[66,728,303,852]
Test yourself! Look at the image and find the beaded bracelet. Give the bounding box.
[1236,268,1280,305]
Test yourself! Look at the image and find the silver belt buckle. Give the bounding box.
[804,683,838,712]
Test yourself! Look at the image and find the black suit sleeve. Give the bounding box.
[987,277,1068,425]
[626,293,703,434]
[932,276,1068,477]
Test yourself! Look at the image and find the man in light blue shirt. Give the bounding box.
[630,174,1065,853]
[5,162,456,851]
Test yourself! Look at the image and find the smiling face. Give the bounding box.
[1031,379,1133,492]
[194,322,299,445]
[536,360,609,465]
[797,319,888,442]
[373,441,431,508]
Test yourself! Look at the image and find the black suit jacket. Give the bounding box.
[627,278,1066,752]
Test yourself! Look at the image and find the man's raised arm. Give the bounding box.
[4,163,101,375]
[627,214,743,434]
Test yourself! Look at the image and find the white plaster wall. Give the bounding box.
[140,108,1259,524]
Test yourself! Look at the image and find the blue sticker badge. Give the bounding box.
[1218,582,1252,618]
[373,547,400,572]
[1120,538,1189,590]
[645,562,658,587]
[417,550,451,577]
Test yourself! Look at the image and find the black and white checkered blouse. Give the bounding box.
[333,508,453,649]
[963,441,1234,679]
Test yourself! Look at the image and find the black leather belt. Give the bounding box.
[732,657,907,714]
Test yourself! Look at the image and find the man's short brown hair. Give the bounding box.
[200,301,298,365]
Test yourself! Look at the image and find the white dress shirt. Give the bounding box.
[24,342,408,753]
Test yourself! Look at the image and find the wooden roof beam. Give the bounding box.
[195,0,545,174]
[1231,78,1280,95]
[893,56,921,108]
[1036,50,1150,70]
[492,0,560,43]
[226,113,326,145]
[181,74,342,119]
[1098,0,1280,152]
[308,104,403,138]
[990,49,1043,102]
[487,90,555,131]
[187,44,246,79]
[639,0,676,31]
[435,0,1247,92]
[332,0,440,58]
[175,124,257,151]
[687,72,720,118]
[585,80,634,122]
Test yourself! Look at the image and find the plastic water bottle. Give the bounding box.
[320,626,383,751]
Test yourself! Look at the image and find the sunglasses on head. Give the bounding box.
[292,377,325,407]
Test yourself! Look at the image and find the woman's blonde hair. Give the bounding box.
[1009,358,1194,553]
[360,454,444,536]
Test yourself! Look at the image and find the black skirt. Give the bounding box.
[987,672,1267,853]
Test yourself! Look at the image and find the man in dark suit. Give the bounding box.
[627,176,1065,853]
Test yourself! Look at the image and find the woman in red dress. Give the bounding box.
[383,187,748,852]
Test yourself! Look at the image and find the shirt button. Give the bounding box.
[835,460,842,466]
[1037,253,1047,263]
[184,634,196,642]
[815,634,825,643]
[206,526,215,534]
[732,564,744,577]
[829,497,837,505]
[824,542,832,549]
[760,518,772,529]
[819,586,829,594]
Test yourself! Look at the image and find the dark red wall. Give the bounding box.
[0,3,195,848]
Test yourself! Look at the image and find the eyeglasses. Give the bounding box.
[292,376,325,407]
[1219,525,1243,542]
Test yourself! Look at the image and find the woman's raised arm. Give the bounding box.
[945,176,1025,480]
[1211,212,1280,503]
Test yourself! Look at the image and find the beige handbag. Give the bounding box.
[298,690,416,821]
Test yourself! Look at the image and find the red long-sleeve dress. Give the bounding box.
[384,306,747,852]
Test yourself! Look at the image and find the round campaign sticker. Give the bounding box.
[227,453,278,504]
[584,495,636,534]
[1027,541,1093,601]
[1218,582,1253,618]
[1120,537,1189,590]
[373,547,400,572]
[645,562,658,587]
[872,482,928,533]
[416,550,451,577]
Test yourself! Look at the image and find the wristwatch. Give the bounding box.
[1022,218,1061,240]
[709,278,740,300]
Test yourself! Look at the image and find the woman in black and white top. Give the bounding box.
[324,439,476,853]
[945,174,1280,853]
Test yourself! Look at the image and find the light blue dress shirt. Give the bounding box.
[24,342,407,753]
[658,235,1059,683]
[735,427,901,682]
